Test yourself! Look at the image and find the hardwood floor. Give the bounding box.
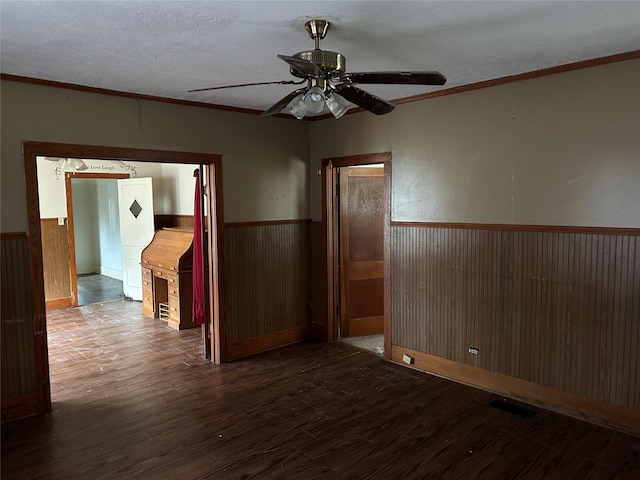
[2,300,639,479]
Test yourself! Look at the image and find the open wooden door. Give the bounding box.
[338,166,385,337]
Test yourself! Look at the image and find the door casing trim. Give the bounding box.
[320,151,391,359]
[64,172,129,307]
[23,141,226,415]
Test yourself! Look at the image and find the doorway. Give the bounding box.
[24,142,226,415]
[322,152,391,360]
[65,172,129,306]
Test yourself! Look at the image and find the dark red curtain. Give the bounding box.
[192,168,205,325]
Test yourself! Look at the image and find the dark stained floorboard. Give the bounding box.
[2,300,639,479]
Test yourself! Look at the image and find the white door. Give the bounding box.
[117,177,155,301]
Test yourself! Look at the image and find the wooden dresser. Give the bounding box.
[141,228,202,330]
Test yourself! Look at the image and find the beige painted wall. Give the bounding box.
[3,59,638,233]
[0,80,310,232]
[310,59,640,228]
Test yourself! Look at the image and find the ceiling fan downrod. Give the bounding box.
[305,19,330,50]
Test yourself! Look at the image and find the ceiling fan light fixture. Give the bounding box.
[287,93,308,119]
[303,86,326,114]
[326,92,350,119]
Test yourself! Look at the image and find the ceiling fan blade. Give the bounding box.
[277,54,323,77]
[334,85,395,115]
[188,79,304,93]
[342,71,447,86]
[261,88,307,117]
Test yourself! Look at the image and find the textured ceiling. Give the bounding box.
[1,1,639,115]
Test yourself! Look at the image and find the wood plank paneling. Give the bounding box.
[40,218,71,303]
[391,225,640,412]
[1,233,38,417]
[41,215,196,307]
[224,221,311,350]
[309,221,325,337]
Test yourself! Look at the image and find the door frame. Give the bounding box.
[65,172,129,307]
[24,141,227,415]
[321,151,391,360]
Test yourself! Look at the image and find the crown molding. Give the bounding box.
[3,50,638,121]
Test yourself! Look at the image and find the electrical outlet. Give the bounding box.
[402,354,414,365]
[468,347,480,355]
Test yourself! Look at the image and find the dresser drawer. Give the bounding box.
[168,295,180,319]
[142,267,152,281]
[142,291,153,310]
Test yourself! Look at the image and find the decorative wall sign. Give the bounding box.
[54,159,138,180]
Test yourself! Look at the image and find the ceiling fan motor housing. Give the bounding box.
[290,50,346,78]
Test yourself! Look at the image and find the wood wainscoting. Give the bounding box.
[310,221,325,341]
[224,220,312,360]
[390,223,640,435]
[42,214,195,310]
[40,218,72,309]
[1,233,42,418]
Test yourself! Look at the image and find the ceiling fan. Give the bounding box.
[189,19,446,119]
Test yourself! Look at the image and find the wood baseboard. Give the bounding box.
[311,322,327,342]
[45,297,72,310]
[2,392,39,420]
[391,345,640,436]
[226,325,311,361]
